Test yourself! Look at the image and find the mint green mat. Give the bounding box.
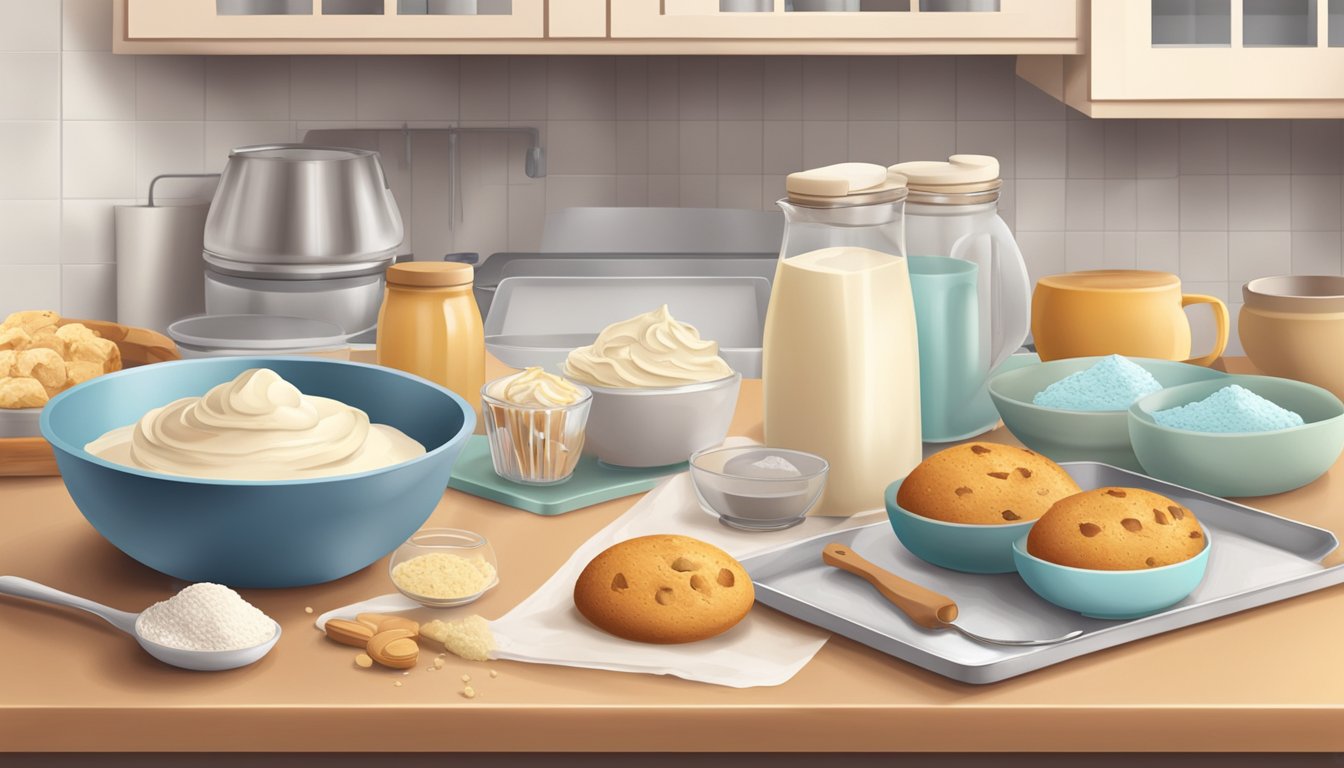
[447,435,687,516]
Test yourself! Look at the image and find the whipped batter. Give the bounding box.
[487,366,586,407]
[563,305,733,389]
[85,368,424,480]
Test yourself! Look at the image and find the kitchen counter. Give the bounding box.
[3,357,1344,754]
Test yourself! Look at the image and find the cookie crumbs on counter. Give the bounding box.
[489,669,497,678]
[461,674,471,683]
[354,654,373,669]
[394,680,402,687]
[402,671,410,676]
[433,657,445,670]
[462,686,476,699]
[304,606,313,614]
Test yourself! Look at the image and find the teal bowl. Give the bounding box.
[1012,534,1210,620]
[1128,375,1344,498]
[884,480,1033,574]
[988,357,1227,470]
[39,356,475,588]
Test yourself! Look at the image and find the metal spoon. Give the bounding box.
[0,576,281,671]
[821,543,1083,648]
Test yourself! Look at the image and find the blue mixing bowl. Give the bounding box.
[884,480,1034,574]
[1011,533,1210,620]
[40,357,475,588]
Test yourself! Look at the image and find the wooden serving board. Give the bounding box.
[0,319,179,477]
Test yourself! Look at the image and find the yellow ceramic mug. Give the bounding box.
[1031,270,1229,366]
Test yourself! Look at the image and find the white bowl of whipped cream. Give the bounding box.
[563,305,741,468]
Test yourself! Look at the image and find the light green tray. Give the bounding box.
[447,435,686,516]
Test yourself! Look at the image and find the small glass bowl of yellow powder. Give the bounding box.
[389,528,499,608]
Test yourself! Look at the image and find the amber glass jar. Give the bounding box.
[377,262,485,416]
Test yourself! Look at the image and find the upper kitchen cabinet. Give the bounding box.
[608,0,1082,54]
[115,0,581,53]
[1018,0,1344,117]
[115,0,1081,54]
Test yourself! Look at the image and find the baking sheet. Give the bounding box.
[742,462,1344,684]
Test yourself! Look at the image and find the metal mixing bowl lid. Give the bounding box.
[168,314,350,351]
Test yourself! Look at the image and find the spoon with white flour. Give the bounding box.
[0,576,281,671]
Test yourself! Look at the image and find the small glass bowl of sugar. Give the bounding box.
[689,446,829,531]
[389,528,500,608]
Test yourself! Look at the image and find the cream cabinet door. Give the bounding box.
[1091,1,1344,101]
[124,0,545,39]
[611,0,1078,42]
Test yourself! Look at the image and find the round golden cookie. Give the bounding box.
[895,442,1081,525]
[1027,487,1206,570]
[573,534,754,644]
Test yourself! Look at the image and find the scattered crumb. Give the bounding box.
[462,686,476,699]
[461,674,471,683]
[393,680,403,687]
[420,616,494,662]
[354,654,373,669]
[402,671,410,676]
[489,669,498,678]
[304,606,314,614]
[433,657,445,670]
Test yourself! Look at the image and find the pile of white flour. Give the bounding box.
[136,583,276,652]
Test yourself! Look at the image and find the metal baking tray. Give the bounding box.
[742,462,1344,684]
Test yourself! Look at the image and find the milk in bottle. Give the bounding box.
[764,164,922,517]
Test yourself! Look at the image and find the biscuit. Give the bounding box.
[0,327,30,353]
[0,377,48,409]
[15,347,66,391]
[1027,487,1206,570]
[0,350,15,378]
[68,335,121,373]
[26,328,64,357]
[1,310,58,336]
[573,534,754,644]
[896,442,1082,525]
[64,360,103,388]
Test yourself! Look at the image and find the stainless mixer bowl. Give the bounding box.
[204,144,404,266]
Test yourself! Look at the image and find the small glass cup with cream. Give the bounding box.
[481,367,592,485]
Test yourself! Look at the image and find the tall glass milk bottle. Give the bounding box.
[764,163,922,517]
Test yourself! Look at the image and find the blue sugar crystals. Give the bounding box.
[1153,384,1305,433]
[1032,355,1163,412]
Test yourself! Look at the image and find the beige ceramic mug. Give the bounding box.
[1031,270,1230,366]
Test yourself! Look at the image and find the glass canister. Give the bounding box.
[763,163,923,517]
[377,262,485,417]
[890,154,1032,441]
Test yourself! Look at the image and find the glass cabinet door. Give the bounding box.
[1090,1,1344,101]
[126,0,544,39]
[611,0,1078,44]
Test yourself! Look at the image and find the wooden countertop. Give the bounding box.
[4,357,1344,753]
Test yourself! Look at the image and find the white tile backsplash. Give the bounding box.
[0,0,58,52]
[63,121,136,199]
[1,6,1342,326]
[291,57,359,121]
[61,262,115,319]
[718,57,764,121]
[0,53,58,121]
[135,122,205,199]
[136,56,205,121]
[63,51,135,120]
[206,56,292,121]
[63,0,112,52]
[0,201,59,264]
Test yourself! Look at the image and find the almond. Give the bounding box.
[357,612,419,636]
[367,628,419,669]
[324,618,375,648]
